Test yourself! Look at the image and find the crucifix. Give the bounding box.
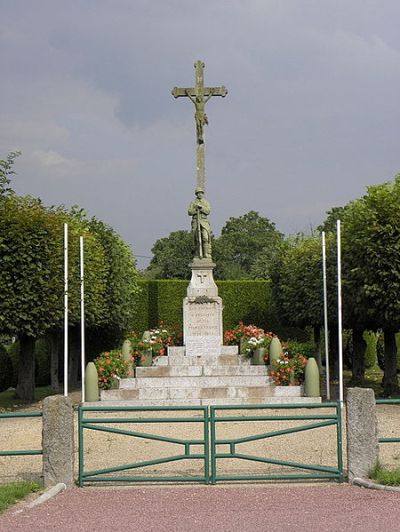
[172,60,227,192]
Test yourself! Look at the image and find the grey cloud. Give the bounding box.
[1,1,400,268]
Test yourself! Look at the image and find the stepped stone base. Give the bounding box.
[99,346,321,406]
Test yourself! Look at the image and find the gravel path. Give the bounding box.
[1,484,400,531]
[1,400,399,484]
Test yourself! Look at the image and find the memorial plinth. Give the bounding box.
[183,258,223,356]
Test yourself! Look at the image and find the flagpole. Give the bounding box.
[64,223,68,397]
[337,220,344,403]
[80,236,85,403]
[322,231,330,400]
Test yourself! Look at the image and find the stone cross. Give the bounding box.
[172,60,227,191]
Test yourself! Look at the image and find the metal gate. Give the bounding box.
[210,402,343,483]
[78,402,343,486]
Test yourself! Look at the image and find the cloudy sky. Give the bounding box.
[1,1,400,268]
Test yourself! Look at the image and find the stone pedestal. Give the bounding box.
[183,258,223,356]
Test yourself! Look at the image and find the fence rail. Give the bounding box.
[79,405,209,486]
[79,402,343,485]
[376,399,400,444]
[0,411,43,457]
[210,402,343,483]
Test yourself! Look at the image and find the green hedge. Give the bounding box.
[132,279,278,334]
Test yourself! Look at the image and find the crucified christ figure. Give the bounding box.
[185,91,213,145]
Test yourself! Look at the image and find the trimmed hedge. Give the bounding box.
[363,330,378,369]
[132,279,278,334]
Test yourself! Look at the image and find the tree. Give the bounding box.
[145,230,193,280]
[0,196,66,399]
[0,151,20,199]
[0,156,140,398]
[342,177,400,395]
[214,211,283,279]
[87,216,140,334]
[317,206,347,233]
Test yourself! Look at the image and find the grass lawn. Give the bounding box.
[371,464,400,486]
[0,482,41,513]
[0,386,59,411]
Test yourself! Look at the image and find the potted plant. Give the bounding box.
[93,349,131,390]
[270,353,307,396]
[147,324,178,357]
[132,338,154,367]
[224,322,267,355]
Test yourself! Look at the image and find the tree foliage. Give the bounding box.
[145,230,192,280]
[0,154,139,399]
[341,177,400,394]
[270,234,337,329]
[214,211,283,279]
[0,151,20,199]
[342,177,400,330]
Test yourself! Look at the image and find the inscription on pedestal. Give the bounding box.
[186,304,220,336]
[183,298,223,356]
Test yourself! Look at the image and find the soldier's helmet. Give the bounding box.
[195,187,204,194]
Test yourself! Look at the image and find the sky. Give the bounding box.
[1,0,400,269]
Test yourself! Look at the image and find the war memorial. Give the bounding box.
[100,61,320,406]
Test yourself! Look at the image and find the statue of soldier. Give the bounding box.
[188,187,212,259]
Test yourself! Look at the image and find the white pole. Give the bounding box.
[80,236,85,403]
[64,223,68,397]
[337,220,344,403]
[322,231,331,401]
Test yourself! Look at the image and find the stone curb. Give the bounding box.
[12,483,67,514]
[352,477,400,492]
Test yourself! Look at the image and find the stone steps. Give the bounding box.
[102,384,274,401]
[135,365,268,378]
[118,375,272,389]
[98,345,321,406]
[94,397,321,407]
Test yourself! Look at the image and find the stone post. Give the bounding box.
[346,387,379,481]
[42,395,74,487]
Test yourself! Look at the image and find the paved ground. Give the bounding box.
[1,484,400,531]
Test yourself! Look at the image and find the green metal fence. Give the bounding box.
[0,411,43,457]
[376,399,400,444]
[78,405,209,486]
[79,402,343,485]
[210,402,344,484]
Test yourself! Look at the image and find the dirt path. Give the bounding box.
[1,400,399,484]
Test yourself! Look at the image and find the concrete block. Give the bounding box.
[42,396,74,487]
[203,365,268,377]
[134,375,268,388]
[346,387,379,481]
[136,366,202,378]
[221,345,239,355]
[153,356,168,366]
[101,388,140,400]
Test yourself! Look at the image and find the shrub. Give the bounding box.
[284,340,315,359]
[363,330,378,369]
